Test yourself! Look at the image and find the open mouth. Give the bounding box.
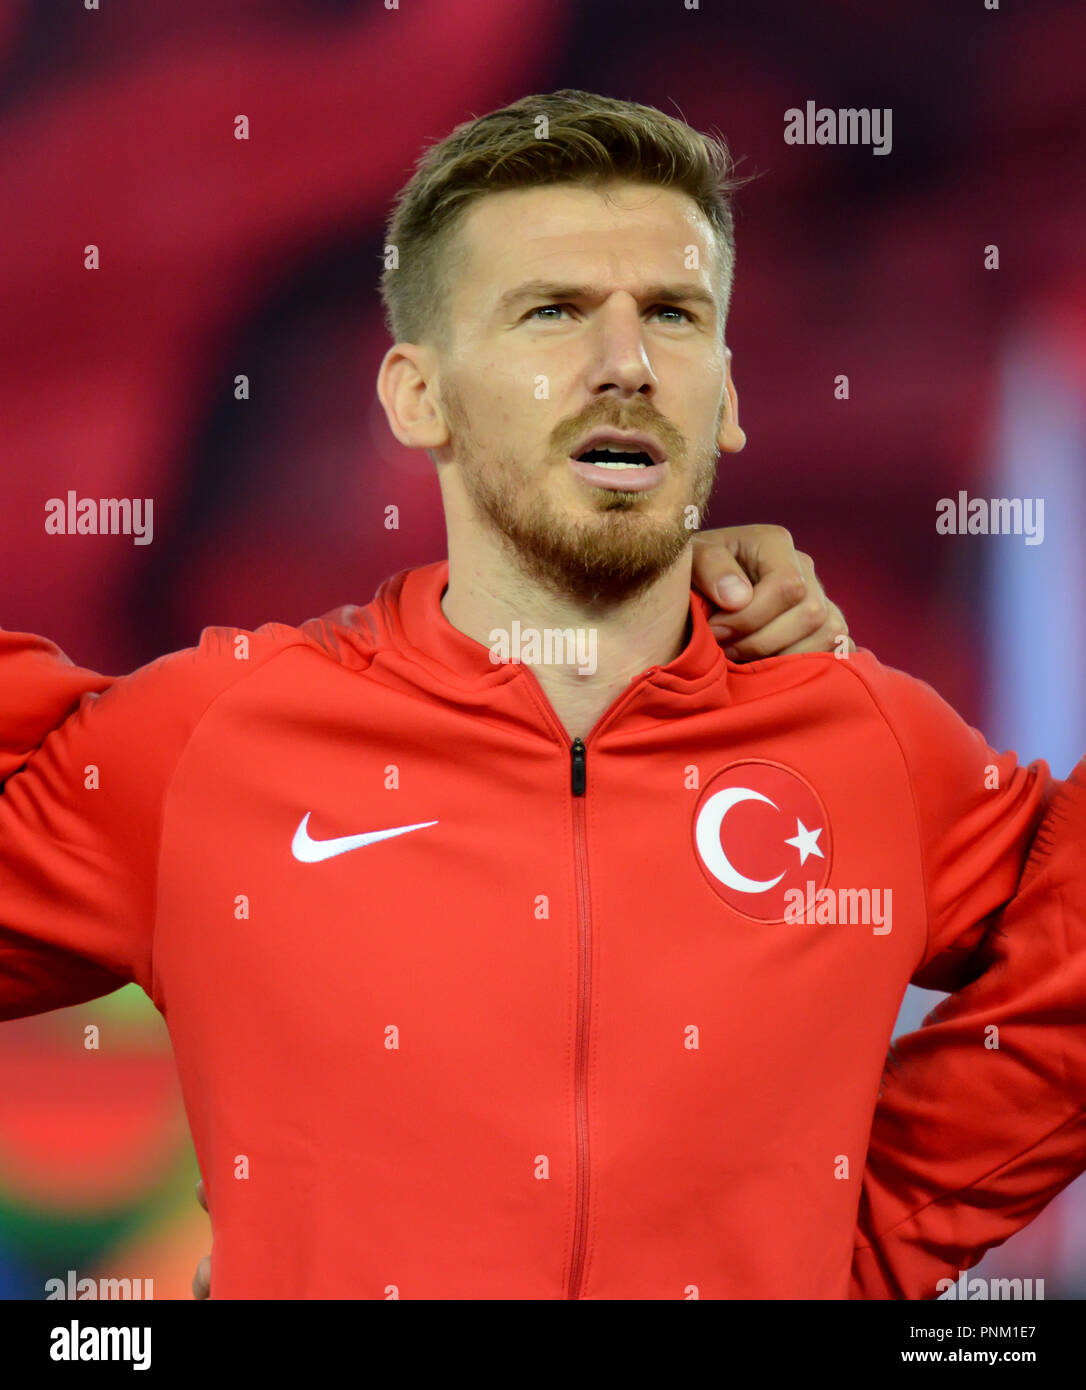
[573,447,657,471]
[567,429,669,491]
[569,450,669,493]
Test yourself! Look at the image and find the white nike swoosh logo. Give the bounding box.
[291,812,438,863]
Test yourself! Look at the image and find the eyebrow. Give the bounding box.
[494,279,718,317]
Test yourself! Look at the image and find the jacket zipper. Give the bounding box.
[508,665,659,1298]
[567,736,590,1299]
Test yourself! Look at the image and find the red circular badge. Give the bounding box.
[692,760,832,922]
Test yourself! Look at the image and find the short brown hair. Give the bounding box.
[379,89,747,349]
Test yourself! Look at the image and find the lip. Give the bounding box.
[568,455,670,492]
[570,428,667,465]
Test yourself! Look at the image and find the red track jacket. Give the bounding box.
[1,560,1084,1298]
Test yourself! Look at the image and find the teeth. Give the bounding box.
[577,441,656,470]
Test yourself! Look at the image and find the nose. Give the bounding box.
[584,293,660,402]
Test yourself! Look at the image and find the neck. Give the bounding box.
[440,545,695,741]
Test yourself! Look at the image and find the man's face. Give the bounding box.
[432,180,745,604]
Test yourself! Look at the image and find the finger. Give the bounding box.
[726,601,850,662]
[721,568,831,660]
[770,632,857,657]
[690,537,753,610]
[192,1254,211,1301]
[772,613,857,658]
[711,550,820,644]
[692,525,804,617]
[195,1178,208,1212]
[707,568,809,640]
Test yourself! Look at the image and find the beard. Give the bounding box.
[442,384,722,606]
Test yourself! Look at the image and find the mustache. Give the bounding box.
[557,414,684,456]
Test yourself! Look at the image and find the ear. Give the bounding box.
[717,347,747,454]
[376,343,448,451]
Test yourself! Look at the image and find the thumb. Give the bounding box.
[692,537,752,610]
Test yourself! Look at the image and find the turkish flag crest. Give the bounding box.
[692,760,832,922]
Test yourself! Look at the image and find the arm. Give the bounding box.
[836,655,1083,1296]
[853,759,1086,1298]
[0,629,114,782]
[0,628,129,1013]
[0,652,182,1019]
[0,625,304,1021]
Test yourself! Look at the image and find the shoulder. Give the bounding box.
[60,619,331,759]
[826,648,984,748]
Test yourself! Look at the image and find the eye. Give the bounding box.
[526,303,572,321]
[524,303,697,324]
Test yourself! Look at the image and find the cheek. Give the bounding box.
[473,368,513,420]
[462,360,557,452]
[487,384,526,433]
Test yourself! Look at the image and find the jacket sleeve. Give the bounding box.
[847,654,1057,993]
[0,629,115,781]
[0,628,130,1014]
[0,624,306,1022]
[852,758,1086,1297]
[842,653,1084,1297]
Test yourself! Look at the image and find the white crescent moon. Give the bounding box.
[696,787,785,894]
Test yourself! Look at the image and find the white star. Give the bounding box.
[785,818,825,866]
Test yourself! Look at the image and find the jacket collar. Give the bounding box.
[309,558,733,731]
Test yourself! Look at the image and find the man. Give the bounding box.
[1,90,1083,1300]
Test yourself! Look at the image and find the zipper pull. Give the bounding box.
[570,738,586,796]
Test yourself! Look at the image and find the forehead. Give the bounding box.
[452,181,717,300]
